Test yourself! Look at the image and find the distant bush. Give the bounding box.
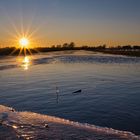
[0,43,140,57]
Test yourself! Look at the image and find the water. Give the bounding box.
[0,50,140,139]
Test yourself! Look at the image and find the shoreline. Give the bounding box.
[95,50,140,57]
[0,47,140,57]
[0,105,140,140]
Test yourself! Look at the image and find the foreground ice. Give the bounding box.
[0,105,140,140]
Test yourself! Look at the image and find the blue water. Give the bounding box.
[0,51,140,135]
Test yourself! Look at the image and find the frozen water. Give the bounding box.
[0,105,139,140]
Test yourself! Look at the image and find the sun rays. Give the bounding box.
[9,32,40,56]
[18,37,32,56]
[0,6,47,71]
[19,37,29,47]
[7,28,39,70]
[3,14,42,56]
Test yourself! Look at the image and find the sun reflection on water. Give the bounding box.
[22,56,30,70]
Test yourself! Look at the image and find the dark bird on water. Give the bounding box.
[73,89,82,93]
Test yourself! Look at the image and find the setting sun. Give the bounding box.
[19,37,29,47]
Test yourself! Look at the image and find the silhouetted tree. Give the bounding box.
[69,42,75,49]
[122,45,132,50]
[62,43,69,48]
[96,44,106,50]
[133,46,140,50]
[51,45,56,48]
[56,45,62,48]
[116,46,122,50]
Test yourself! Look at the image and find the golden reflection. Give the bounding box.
[12,125,18,129]
[22,56,30,70]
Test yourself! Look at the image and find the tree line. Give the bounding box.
[0,42,140,56]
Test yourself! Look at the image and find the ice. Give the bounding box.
[0,105,140,140]
[0,53,140,71]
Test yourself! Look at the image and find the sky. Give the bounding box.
[0,0,140,47]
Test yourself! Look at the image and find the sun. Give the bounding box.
[19,37,29,47]
[10,35,40,56]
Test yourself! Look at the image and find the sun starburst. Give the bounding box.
[19,38,29,47]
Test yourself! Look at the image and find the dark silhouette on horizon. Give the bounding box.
[0,42,140,57]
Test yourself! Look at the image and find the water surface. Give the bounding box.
[0,51,140,138]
